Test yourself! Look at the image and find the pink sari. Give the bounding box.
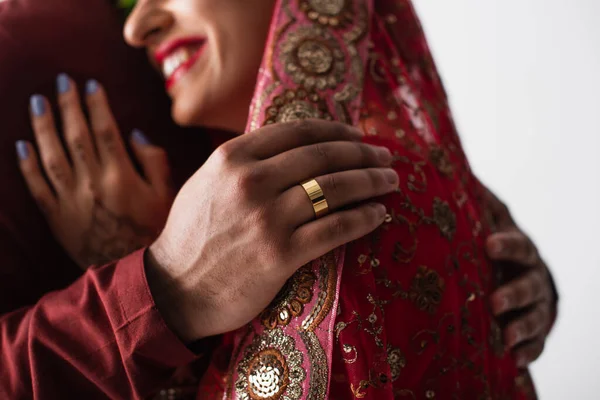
[199,1,537,398]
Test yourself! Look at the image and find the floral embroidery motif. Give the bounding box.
[409,266,445,314]
[236,329,305,400]
[429,145,454,177]
[264,89,331,124]
[281,27,346,90]
[432,197,457,241]
[261,266,316,330]
[301,253,338,331]
[386,345,406,381]
[300,0,354,28]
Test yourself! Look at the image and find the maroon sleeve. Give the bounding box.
[0,249,198,400]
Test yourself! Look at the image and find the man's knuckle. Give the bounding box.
[328,215,346,237]
[319,175,336,197]
[313,143,329,160]
[289,119,315,137]
[213,142,238,164]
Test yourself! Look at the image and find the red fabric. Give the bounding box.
[0,249,199,399]
[328,2,537,398]
[199,1,539,399]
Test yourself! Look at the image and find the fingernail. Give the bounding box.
[384,168,399,185]
[30,95,45,116]
[372,203,387,218]
[494,295,510,315]
[85,79,99,94]
[492,241,503,255]
[57,73,70,94]
[378,146,392,163]
[351,127,364,137]
[15,141,28,160]
[513,328,524,345]
[132,129,151,146]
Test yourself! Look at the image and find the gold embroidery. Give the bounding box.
[261,266,316,329]
[264,89,331,124]
[342,344,358,364]
[236,329,305,400]
[300,0,354,28]
[409,266,445,314]
[281,27,346,90]
[432,197,457,241]
[386,345,406,381]
[429,145,454,177]
[299,331,329,400]
[301,253,338,331]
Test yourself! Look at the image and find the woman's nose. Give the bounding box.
[123,1,174,48]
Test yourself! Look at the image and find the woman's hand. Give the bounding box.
[16,75,173,269]
[484,187,556,368]
[145,119,400,343]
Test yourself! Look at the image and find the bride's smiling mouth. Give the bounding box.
[154,36,207,90]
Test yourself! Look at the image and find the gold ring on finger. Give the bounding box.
[301,179,329,219]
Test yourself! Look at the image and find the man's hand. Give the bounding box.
[146,119,400,343]
[484,186,557,368]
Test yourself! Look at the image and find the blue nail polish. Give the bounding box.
[15,141,29,160]
[57,73,70,94]
[85,79,99,94]
[30,95,46,116]
[132,129,151,145]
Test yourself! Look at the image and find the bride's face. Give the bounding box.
[124,0,276,133]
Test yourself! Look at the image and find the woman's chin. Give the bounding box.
[170,97,208,128]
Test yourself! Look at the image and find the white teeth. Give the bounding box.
[162,48,191,80]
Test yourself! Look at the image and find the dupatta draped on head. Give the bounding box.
[200,1,538,399]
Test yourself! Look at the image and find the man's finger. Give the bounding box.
[513,338,546,368]
[242,119,364,160]
[504,303,550,348]
[486,230,538,266]
[490,269,548,315]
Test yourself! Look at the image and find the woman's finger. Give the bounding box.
[280,168,398,227]
[16,141,58,217]
[486,230,538,266]
[513,337,546,368]
[504,303,550,348]
[490,268,548,315]
[29,94,74,193]
[289,202,386,271]
[265,141,393,190]
[56,74,98,180]
[130,129,173,196]
[85,80,132,168]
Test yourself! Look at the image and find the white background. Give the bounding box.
[411,0,600,398]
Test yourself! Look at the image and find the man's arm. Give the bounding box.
[0,246,198,400]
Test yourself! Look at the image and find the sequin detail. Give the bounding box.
[264,89,331,124]
[261,266,316,329]
[236,329,305,400]
[281,27,346,90]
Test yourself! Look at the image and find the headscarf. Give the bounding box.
[200,0,538,399]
